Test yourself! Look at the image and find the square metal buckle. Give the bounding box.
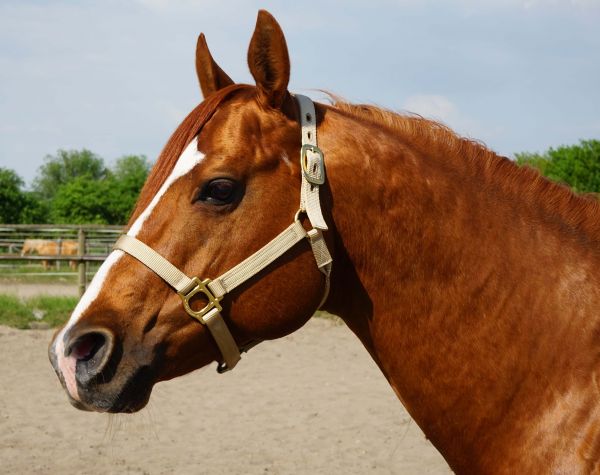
[178,277,222,323]
[300,144,325,185]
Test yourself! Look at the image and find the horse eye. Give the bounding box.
[197,178,237,205]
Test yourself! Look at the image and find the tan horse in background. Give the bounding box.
[22,239,78,270]
[49,11,600,474]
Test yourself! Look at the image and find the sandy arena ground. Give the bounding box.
[0,300,452,474]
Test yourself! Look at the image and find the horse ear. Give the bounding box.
[247,10,290,108]
[196,33,234,99]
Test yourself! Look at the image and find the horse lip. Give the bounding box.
[67,396,95,412]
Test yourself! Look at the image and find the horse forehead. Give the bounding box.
[199,100,282,154]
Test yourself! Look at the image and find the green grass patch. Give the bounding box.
[0,294,77,329]
[0,295,340,330]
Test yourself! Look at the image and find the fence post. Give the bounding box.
[78,228,86,297]
[57,238,62,270]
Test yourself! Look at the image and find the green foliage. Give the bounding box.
[33,149,108,200]
[0,168,47,224]
[30,151,150,225]
[0,294,77,329]
[107,155,151,223]
[18,193,49,224]
[0,168,25,223]
[2,150,150,225]
[50,176,113,224]
[516,140,600,193]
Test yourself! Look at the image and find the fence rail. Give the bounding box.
[0,255,107,261]
[0,224,124,296]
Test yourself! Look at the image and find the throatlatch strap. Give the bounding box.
[295,94,328,231]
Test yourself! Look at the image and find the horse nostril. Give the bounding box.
[68,333,105,361]
[65,328,115,385]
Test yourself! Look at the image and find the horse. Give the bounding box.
[22,238,78,270]
[48,10,600,474]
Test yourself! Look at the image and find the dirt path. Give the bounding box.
[0,282,78,298]
[0,319,452,474]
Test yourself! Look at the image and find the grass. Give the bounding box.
[0,295,342,330]
[0,294,77,329]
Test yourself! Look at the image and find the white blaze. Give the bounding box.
[53,137,205,401]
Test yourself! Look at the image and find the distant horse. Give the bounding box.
[49,11,600,474]
[22,239,78,270]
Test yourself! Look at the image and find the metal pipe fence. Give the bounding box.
[0,224,123,296]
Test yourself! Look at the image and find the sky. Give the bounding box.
[1,0,599,185]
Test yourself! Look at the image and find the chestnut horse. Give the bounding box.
[49,10,600,474]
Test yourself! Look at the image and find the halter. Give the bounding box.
[113,94,332,373]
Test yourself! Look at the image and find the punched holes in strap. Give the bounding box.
[295,94,328,231]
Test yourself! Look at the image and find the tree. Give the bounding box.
[0,168,47,224]
[516,140,600,194]
[47,154,150,224]
[50,176,113,224]
[19,193,48,224]
[33,149,108,200]
[0,168,27,223]
[107,155,151,223]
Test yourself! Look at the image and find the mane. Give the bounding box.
[331,100,600,241]
[129,84,252,224]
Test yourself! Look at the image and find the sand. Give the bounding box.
[0,318,452,474]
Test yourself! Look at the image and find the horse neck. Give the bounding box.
[320,106,600,470]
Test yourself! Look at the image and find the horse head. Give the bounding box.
[49,11,332,413]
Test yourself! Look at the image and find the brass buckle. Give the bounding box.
[300,144,325,185]
[178,277,222,323]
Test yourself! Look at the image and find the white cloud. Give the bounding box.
[456,0,600,7]
[402,94,505,145]
[133,0,196,10]
[376,0,600,7]
[403,95,458,124]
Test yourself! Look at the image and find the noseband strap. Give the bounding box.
[113,94,332,373]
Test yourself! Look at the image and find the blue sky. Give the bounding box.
[1,0,599,185]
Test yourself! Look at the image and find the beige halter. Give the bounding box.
[113,94,332,373]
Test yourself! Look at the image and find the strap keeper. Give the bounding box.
[307,228,333,270]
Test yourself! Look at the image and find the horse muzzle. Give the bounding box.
[49,326,155,413]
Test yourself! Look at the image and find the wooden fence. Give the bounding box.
[0,224,123,296]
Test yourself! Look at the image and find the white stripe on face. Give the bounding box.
[53,137,205,401]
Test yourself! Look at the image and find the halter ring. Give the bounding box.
[178,277,223,323]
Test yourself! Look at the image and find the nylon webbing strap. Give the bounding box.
[295,94,328,231]
[307,228,333,308]
[113,234,241,371]
[114,235,195,294]
[208,220,307,299]
[203,308,241,371]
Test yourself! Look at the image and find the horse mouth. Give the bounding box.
[50,338,157,413]
[73,364,156,413]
